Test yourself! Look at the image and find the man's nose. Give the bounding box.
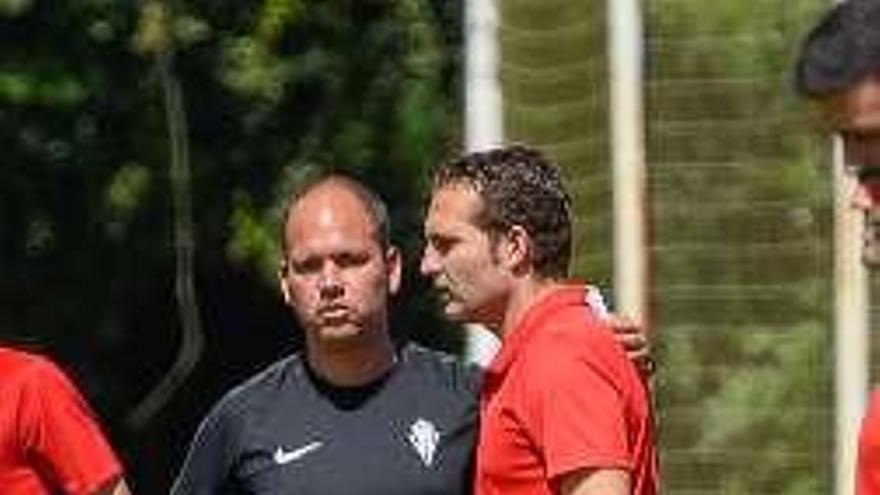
[852,183,875,212]
[420,246,437,276]
[318,264,343,298]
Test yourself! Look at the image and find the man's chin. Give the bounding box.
[315,324,364,342]
[863,223,880,268]
[863,246,880,268]
[441,304,468,323]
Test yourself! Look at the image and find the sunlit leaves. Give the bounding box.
[104,163,151,239]
[219,36,290,102]
[132,1,170,55]
[227,191,278,279]
[0,69,87,106]
[0,0,33,17]
[255,0,302,44]
[132,1,210,55]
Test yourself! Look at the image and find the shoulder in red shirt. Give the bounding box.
[477,285,658,495]
[0,347,123,495]
[858,388,880,495]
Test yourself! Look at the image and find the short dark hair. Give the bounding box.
[431,144,573,279]
[795,0,880,97]
[280,173,391,257]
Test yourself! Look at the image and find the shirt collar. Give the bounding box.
[485,284,588,380]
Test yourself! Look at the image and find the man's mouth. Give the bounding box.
[434,286,454,303]
[863,213,880,267]
[317,305,351,322]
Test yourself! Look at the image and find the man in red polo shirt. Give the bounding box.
[794,0,880,493]
[421,144,658,495]
[0,346,131,495]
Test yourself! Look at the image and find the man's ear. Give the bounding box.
[499,225,532,274]
[816,92,852,132]
[386,246,403,296]
[278,259,292,305]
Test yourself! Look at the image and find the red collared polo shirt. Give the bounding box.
[476,285,658,495]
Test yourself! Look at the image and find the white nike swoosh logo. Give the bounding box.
[274,441,323,465]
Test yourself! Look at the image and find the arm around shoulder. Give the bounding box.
[93,476,132,495]
[558,468,630,495]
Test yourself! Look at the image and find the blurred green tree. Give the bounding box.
[0,0,462,490]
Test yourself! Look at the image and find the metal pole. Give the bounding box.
[608,0,649,326]
[833,135,869,495]
[465,0,503,152]
[463,0,503,366]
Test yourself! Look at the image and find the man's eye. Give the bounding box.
[291,258,320,274]
[335,252,369,268]
[430,236,455,255]
[857,167,880,182]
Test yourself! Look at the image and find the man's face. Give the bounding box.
[280,184,400,347]
[824,74,880,266]
[421,183,510,328]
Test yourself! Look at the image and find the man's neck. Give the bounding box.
[498,278,565,340]
[305,335,397,387]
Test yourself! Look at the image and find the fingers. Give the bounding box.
[606,313,655,376]
[617,328,647,352]
[628,341,655,376]
[606,314,642,347]
[604,313,639,331]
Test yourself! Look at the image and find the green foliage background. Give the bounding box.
[0,0,462,490]
[500,0,835,493]
[0,0,861,492]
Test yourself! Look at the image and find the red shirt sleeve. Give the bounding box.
[526,318,637,480]
[18,358,123,495]
[858,389,880,495]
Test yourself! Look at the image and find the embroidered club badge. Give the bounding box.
[407,418,440,467]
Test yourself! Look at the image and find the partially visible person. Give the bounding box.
[858,390,880,494]
[795,1,880,493]
[421,144,658,495]
[795,0,880,266]
[0,346,132,495]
